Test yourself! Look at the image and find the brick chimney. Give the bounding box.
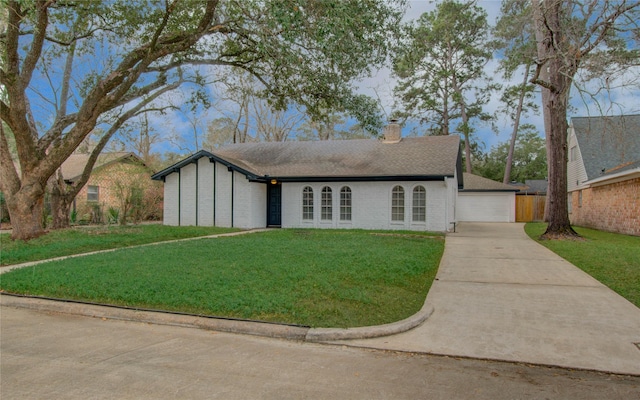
[383,119,401,143]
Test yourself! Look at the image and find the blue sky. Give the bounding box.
[121,0,640,156]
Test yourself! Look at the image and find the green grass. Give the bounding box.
[0,224,240,266]
[525,223,640,308]
[0,229,444,328]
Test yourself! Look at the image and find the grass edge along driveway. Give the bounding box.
[0,229,445,328]
[525,223,639,308]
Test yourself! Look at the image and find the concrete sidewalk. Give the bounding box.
[329,222,640,376]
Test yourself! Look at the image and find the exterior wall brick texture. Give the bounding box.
[75,162,160,221]
[569,177,640,236]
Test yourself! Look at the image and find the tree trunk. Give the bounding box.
[532,0,578,239]
[541,88,577,238]
[503,65,531,184]
[5,185,46,241]
[49,185,73,229]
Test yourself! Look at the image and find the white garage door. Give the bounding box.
[457,192,515,222]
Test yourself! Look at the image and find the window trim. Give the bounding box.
[302,186,314,220]
[321,186,332,221]
[87,185,99,202]
[391,185,405,222]
[340,186,352,221]
[412,185,426,222]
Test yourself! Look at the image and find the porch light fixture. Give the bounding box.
[271,179,277,185]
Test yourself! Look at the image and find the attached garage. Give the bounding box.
[457,173,518,222]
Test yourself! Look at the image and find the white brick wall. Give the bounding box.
[198,157,214,226]
[281,180,452,232]
[249,182,267,228]
[233,174,266,228]
[163,173,179,226]
[180,163,197,226]
[214,162,232,227]
[162,157,457,232]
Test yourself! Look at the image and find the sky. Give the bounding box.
[111,1,640,156]
[355,0,640,152]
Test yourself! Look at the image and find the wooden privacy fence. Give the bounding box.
[516,195,546,222]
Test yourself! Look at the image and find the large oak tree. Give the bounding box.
[497,0,640,238]
[1,0,404,240]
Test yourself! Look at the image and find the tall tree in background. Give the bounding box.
[1,0,404,240]
[392,0,494,173]
[492,0,540,184]
[474,127,547,183]
[527,0,640,238]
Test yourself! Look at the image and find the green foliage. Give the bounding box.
[491,0,538,79]
[525,223,640,308]
[392,0,494,134]
[107,207,120,225]
[0,225,239,266]
[0,229,444,328]
[2,0,406,240]
[474,127,547,182]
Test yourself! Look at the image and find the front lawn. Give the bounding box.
[0,229,444,328]
[0,224,239,266]
[525,223,640,308]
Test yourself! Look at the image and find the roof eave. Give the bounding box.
[269,174,454,183]
[583,167,640,187]
[460,189,519,193]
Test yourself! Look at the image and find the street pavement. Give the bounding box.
[2,306,639,399]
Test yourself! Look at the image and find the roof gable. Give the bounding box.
[571,115,640,180]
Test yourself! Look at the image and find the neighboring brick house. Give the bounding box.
[567,115,640,236]
[60,152,162,222]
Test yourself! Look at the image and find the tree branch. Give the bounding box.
[64,79,185,198]
[19,0,51,91]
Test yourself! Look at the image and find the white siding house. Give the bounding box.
[152,124,465,232]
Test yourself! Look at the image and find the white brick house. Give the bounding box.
[152,125,464,232]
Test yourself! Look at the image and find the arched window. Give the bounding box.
[321,186,332,220]
[413,186,426,222]
[340,186,352,221]
[302,187,314,220]
[391,186,405,221]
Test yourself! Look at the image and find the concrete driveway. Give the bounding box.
[332,222,640,376]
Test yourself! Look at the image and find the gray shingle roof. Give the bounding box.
[460,173,519,192]
[213,136,461,178]
[523,179,548,194]
[152,136,462,182]
[572,114,640,180]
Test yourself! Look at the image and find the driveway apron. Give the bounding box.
[331,222,640,376]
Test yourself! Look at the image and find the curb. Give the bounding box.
[0,293,433,342]
[305,303,434,342]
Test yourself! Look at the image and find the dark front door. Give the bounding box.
[267,183,282,226]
